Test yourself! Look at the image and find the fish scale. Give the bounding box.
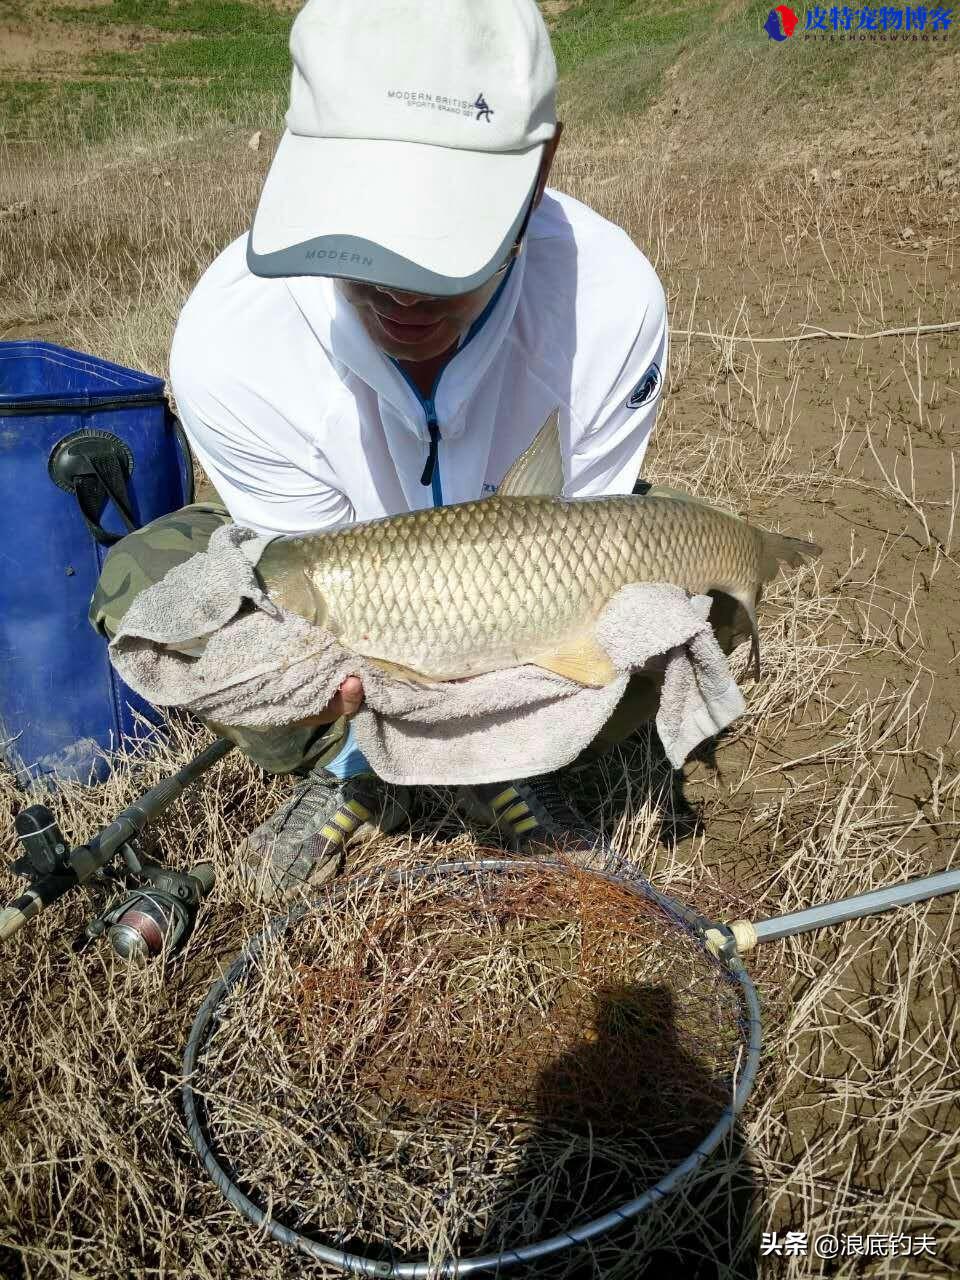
[255,492,816,683]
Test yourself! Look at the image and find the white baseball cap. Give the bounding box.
[247,0,557,296]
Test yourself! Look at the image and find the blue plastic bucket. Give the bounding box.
[0,341,194,787]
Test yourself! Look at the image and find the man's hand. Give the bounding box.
[295,676,364,728]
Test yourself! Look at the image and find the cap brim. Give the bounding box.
[247,131,543,296]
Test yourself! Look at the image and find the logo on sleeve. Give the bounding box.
[626,362,662,409]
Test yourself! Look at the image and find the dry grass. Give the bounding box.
[2,47,960,1279]
[0,725,771,1279]
[0,109,275,363]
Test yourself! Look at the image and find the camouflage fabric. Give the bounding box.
[87,489,741,777]
[204,716,349,777]
[89,502,232,641]
[89,503,348,774]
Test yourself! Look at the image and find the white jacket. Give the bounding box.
[169,188,668,537]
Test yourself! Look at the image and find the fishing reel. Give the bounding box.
[80,862,214,961]
[12,804,213,962]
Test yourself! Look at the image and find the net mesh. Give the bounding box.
[190,860,750,1270]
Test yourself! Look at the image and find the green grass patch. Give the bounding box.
[0,76,284,144]
[547,0,949,126]
[90,32,291,81]
[548,0,714,72]
[548,0,718,119]
[0,0,293,140]
[697,0,947,108]
[53,0,291,36]
[712,0,868,91]
[3,0,951,145]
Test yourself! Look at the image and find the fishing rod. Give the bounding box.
[1,736,235,960]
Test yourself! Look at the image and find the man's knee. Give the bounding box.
[207,718,349,776]
[88,501,231,640]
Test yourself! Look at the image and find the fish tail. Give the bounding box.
[759,531,822,581]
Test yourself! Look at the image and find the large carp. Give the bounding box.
[252,413,820,685]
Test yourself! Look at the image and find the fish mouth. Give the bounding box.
[373,309,447,345]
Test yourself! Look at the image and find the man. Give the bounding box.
[90,0,669,900]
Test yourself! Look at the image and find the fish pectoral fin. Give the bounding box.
[530,634,617,688]
[255,542,329,627]
[496,407,565,499]
[368,657,437,686]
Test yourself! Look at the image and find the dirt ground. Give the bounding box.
[1,5,959,1279]
[0,0,164,78]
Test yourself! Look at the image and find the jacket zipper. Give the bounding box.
[419,398,443,506]
[391,363,445,507]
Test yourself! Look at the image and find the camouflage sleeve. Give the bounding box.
[88,501,349,774]
[88,502,231,640]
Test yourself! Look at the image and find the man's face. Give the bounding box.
[336,273,503,363]
[334,124,562,364]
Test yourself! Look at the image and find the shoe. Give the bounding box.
[456,771,616,870]
[243,768,412,903]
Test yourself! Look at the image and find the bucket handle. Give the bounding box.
[48,429,138,547]
[49,412,196,548]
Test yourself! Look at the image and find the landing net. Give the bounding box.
[182,858,761,1277]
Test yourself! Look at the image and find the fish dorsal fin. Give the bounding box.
[530,632,617,688]
[496,407,564,498]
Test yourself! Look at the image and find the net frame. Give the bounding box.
[181,858,762,1277]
